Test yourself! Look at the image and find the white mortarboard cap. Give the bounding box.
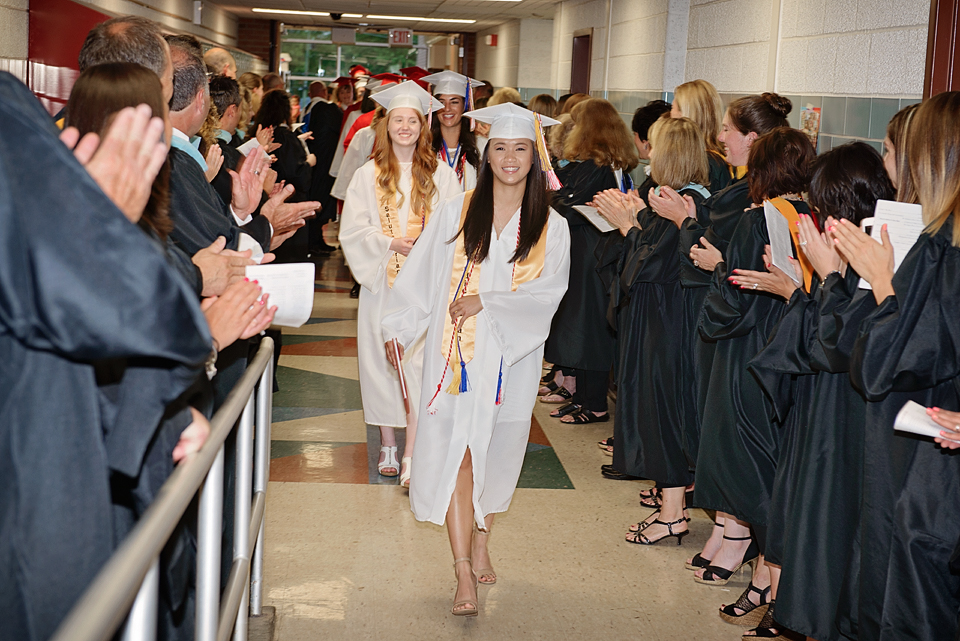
[422,70,484,97]
[371,80,442,115]
[463,103,561,140]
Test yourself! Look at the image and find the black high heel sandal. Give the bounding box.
[685,521,724,570]
[628,507,691,533]
[639,487,662,508]
[625,516,689,546]
[694,535,759,586]
[720,582,771,626]
[742,600,785,639]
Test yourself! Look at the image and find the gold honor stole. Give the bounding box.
[425,190,549,412]
[769,197,814,292]
[375,167,428,288]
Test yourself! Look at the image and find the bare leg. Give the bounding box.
[447,448,478,614]
[472,514,496,584]
[626,486,688,542]
[687,512,725,567]
[741,558,777,636]
[401,408,417,461]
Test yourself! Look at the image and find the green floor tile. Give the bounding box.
[273,365,363,410]
[516,447,574,490]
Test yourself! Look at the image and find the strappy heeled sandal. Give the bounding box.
[742,601,787,639]
[639,487,662,508]
[451,558,478,617]
[720,582,772,626]
[377,446,399,477]
[399,456,412,488]
[625,516,689,546]
[472,526,497,585]
[686,521,724,570]
[629,507,690,533]
[694,535,759,586]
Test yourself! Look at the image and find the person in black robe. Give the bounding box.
[0,71,212,641]
[831,91,960,641]
[252,89,316,262]
[305,84,344,254]
[594,117,711,543]
[648,92,794,572]
[543,98,638,427]
[741,143,894,640]
[693,129,814,600]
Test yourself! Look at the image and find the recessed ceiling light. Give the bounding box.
[252,8,329,16]
[365,14,477,24]
[342,13,363,17]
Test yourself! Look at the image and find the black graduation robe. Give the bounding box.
[167,147,271,257]
[272,125,312,200]
[677,177,750,467]
[544,160,618,371]
[0,71,211,641]
[748,270,871,641]
[707,151,733,194]
[306,100,342,225]
[611,189,707,485]
[694,200,810,528]
[211,137,243,208]
[848,222,960,641]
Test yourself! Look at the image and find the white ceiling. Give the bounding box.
[214,0,560,32]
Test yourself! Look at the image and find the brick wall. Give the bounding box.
[238,18,275,71]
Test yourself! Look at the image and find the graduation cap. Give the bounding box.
[332,76,356,87]
[422,70,484,98]
[400,66,430,80]
[372,80,442,117]
[349,64,370,78]
[366,72,406,96]
[464,103,563,189]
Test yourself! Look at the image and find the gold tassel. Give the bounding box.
[445,364,462,395]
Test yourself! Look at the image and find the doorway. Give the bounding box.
[570,29,592,94]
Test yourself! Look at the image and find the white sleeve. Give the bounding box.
[479,211,571,366]
[338,162,393,293]
[331,128,374,201]
[381,195,463,349]
[329,110,361,177]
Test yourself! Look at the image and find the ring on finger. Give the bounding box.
[752,283,758,290]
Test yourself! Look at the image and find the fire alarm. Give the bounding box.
[485,34,498,47]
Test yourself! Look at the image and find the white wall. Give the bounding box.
[82,0,239,45]
[685,0,777,93]
[0,0,28,82]
[535,0,927,98]
[475,20,520,87]
[517,19,554,88]
[776,0,928,96]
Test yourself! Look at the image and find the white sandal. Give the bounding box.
[378,446,399,477]
[399,456,412,488]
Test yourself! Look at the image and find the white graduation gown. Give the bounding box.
[381,192,571,526]
[329,109,362,177]
[339,159,461,427]
[331,127,375,201]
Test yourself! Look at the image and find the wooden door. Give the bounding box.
[570,31,592,94]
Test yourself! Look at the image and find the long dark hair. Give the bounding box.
[431,115,480,170]
[458,143,550,264]
[65,62,173,240]
[252,88,292,130]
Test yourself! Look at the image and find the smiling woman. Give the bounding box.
[338,81,461,489]
[380,103,570,618]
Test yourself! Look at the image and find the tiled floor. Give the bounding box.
[262,244,749,640]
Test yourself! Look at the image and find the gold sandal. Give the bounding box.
[451,558,478,616]
[472,526,497,585]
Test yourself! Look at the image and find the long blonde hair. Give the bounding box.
[907,91,960,247]
[673,79,724,156]
[649,117,709,190]
[372,110,439,216]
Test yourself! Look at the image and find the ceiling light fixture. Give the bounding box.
[365,14,477,24]
[252,8,329,16]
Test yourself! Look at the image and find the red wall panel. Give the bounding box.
[29,0,111,114]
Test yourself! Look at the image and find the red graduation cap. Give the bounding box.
[349,64,370,78]
[332,76,356,87]
[400,66,430,80]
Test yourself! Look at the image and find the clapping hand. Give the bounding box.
[591,188,642,236]
[689,236,723,271]
[649,185,696,228]
[204,144,224,182]
[730,244,801,300]
[229,145,269,217]
[828,216,894,302]
[796,213,841,279]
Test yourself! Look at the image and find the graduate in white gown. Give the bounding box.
[339,81,460,486]
[423,71,487,191]
[381,103,569,617]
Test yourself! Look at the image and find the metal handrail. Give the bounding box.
[50,337,275,641]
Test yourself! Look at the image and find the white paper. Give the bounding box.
[245,263,315,328]
[894,400,947,439]
[574,205,616,233]
[763,201,801,285]
[858,200,925,290]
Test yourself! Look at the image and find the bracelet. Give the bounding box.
[820,270,841,286]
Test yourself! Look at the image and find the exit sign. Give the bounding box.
[389,28,413,47]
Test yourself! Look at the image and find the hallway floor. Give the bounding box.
[262,249,749,640]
